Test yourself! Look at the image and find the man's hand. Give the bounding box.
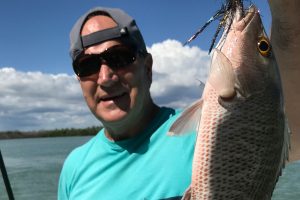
[268,0,300,162]
[268,0,300,65]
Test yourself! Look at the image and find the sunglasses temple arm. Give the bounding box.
[0,149,15,200]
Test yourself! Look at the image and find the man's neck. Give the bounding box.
[103,102,160,141]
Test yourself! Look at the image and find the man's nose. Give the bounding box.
[97,64,118,87]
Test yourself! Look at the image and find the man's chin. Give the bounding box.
[95,109,129,123]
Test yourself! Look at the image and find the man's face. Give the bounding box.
[78,15,153,125]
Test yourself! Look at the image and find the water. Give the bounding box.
[272,160,300,199]
[0,137,299,200]
[0,137,91,200]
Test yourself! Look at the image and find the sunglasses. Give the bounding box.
[73,45,137,77]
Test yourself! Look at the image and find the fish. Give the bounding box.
[169,5,290,200]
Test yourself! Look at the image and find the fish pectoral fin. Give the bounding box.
[168,99,203,136]
[208,49,236,99]
[181,185,191,200]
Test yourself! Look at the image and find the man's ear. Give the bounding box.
[144,53,153,83]
[77,76,81,82]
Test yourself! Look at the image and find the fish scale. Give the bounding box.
[191,83,284,200]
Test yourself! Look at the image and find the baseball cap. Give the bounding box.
[69,7,147,64]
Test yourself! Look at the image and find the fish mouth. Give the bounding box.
[234,5,258,32]
[216,5,259,50]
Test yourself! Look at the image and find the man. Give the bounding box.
[58,7,196,200]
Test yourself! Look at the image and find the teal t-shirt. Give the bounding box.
[58,107,196,200]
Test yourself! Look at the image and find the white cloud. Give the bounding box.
[0,68,99,131]
[0,40,210,131]
[149,40,210,108]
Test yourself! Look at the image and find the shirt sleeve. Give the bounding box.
[57,148,81,200]
[57,160,71,200]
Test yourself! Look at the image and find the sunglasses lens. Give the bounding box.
[74,55,100,77]
[104,46,136,68]
[74,45,137,77]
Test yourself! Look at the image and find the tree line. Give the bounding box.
[0,126,102,139]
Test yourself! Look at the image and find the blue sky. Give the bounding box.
[0,0,272,131]
[0,0,271,75]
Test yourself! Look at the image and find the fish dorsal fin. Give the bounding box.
[208,49,236,98]
[168,99,203,136]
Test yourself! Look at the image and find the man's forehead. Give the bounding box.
[81,15,117,36]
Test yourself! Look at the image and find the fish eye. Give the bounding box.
[257,37,271,57]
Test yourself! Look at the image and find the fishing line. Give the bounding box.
[0,149,15,200]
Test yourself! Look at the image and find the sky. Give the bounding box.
[0,0,271,131]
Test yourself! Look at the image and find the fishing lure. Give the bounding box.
[184,0,247,53]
